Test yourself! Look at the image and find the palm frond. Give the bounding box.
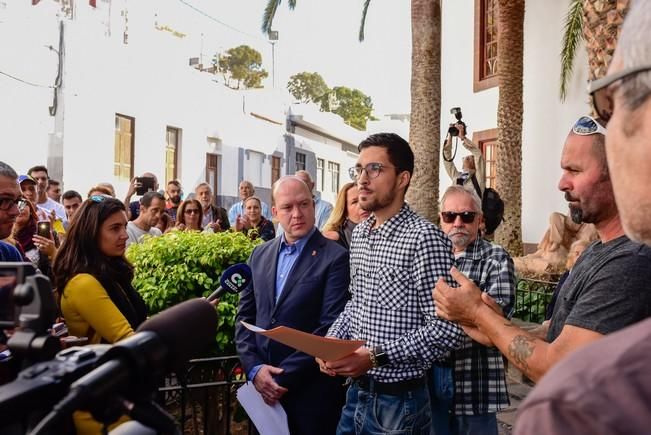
[288,0,296,9]
[560,0,584,101]
[262,0,282,34]
[358,0,372,42]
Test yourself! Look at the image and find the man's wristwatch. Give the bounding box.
[369,346,389,368]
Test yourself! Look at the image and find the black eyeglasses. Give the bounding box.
[348,163,397,180]
[441,211,477,224]
[572,116,607,136]
[0,196,24,211]
[588,64,651,123]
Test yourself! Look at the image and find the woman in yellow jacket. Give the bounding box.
[53,195,147,434]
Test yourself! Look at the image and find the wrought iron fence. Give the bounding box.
[157,355,252,435]
[512,277,559,324]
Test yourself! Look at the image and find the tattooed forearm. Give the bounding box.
[508,335,536,373]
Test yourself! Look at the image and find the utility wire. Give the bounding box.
[0,70,55,88]
[177,0,271,44]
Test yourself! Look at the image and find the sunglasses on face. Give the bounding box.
[348,162,397,180]
[184,209,200,215]
[441,211,477,224]
[588,64,651,123]
[572,116,607,136]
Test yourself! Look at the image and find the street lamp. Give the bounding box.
[268,30,278,89]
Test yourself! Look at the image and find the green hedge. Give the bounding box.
[127,230,261,354]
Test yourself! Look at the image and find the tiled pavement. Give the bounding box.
[497,319,539,435]
[497,372,535,435]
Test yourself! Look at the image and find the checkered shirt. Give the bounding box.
[451,237,516,414]
[327,203,463,382]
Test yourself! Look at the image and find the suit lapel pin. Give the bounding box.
[312,250,317,256]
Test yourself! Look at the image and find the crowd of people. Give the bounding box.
[2,2,651,434]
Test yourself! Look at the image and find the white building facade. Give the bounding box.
[440,0,592,246]
[0,0,359,210]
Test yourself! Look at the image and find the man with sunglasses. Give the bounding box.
[431,185,515,435]
[322,133,462,434]
[0,162,24,262]
[435,115,651,385]
[515,3,651,433]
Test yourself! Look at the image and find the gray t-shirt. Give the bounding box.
[547,235,651,342]
[516,317,651,435]
[126,221,162,247]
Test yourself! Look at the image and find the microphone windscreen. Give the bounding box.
[137,298,218,367]
[219,263,252,294]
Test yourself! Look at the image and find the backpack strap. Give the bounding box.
[470,173,483,199]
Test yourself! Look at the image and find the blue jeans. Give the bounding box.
[453,414,498,435]
[428,365,455,435]
[336,381,432,435]
[429,366,499,435]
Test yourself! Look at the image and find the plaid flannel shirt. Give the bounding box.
[451,237,516,414]
[328,204,463,382]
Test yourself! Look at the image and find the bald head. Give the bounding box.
[272,176,312,205]
[272,176,315,243]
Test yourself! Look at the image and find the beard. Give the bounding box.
[569,206,583,224]
[565,192,585,224]
[449,230,472,250]
[170,195,181,205]
[359,180,398,213]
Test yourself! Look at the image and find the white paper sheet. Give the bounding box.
[236,382,290,435]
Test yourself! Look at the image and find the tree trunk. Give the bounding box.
[583,0,630,81]
[495,0,524,255]
[406,0,441,223]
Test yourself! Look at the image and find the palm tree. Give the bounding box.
[494,0,525,255]
[262,0,443,222]
[404,1,442,223]
[559,0,630,100]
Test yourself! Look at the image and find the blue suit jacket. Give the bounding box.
[235,229,349,433]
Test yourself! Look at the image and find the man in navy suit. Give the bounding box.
[235,175,350,435]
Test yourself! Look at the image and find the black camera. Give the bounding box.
[448,107,466,137]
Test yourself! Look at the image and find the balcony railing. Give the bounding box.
[158,355,252,435]
[513,277,558,324]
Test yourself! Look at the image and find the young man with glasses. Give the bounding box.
[321,133,463,434]
[430,185,515,435]
[0,162,24,262]
[435,115,651,384]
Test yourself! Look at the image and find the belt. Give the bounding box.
[353,375,426,396]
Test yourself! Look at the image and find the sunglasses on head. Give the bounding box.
[89,194,108,203]
[441,211,477,224]
[572,116,607,136]
[588,64,651,123]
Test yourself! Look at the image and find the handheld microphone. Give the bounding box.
[206,263,252,302]
[27,298,217,434]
